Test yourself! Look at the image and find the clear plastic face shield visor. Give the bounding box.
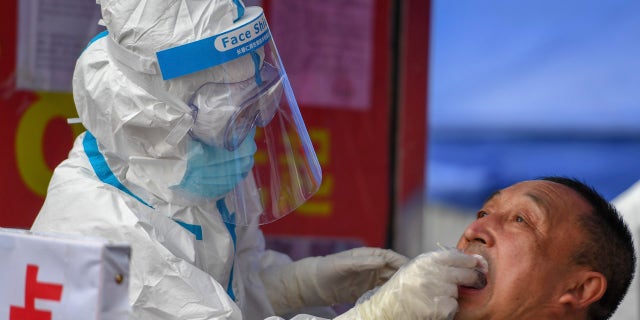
[156,7,322,226]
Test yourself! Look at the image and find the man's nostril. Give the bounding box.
[474,238,487,245]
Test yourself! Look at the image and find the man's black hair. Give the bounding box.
[540,176,636,320]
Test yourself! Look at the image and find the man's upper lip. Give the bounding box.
[461,248,489,274]
[461,243,487,257]
[462,248,485,259]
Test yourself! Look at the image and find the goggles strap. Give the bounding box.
[232,0,245,22]
[251,52,262,85]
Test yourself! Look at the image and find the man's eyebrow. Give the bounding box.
[525,192,550,216]
[483,190,500,205]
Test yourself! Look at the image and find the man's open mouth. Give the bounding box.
[462,253,489,289]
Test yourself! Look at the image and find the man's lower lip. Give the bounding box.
[458,285,484,296]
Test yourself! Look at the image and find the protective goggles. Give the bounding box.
[187,61,283,151]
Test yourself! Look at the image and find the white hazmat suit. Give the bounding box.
[31,0,412,319]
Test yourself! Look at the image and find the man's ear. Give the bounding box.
[558,271,607,309]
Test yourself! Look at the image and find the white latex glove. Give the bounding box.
[335,249,487,320]
[261,247,409,315]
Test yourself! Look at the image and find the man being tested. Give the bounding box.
[331,177,636,320]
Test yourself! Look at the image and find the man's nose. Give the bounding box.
[461,215,495,247]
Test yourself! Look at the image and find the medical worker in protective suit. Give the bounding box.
[31,0,485,319]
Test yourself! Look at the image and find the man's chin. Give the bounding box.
[455,285,487,319]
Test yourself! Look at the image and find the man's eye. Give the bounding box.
[515,216,526,223]
[477,211,489,219]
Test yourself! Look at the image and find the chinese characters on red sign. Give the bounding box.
[10,264,63,320]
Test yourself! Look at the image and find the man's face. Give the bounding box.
[455,180,592,319]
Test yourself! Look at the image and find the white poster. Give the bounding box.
[17,0,103,92]
[269,0,375,110]
[0,228,130,320]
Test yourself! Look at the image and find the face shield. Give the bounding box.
[155,6,322,225]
